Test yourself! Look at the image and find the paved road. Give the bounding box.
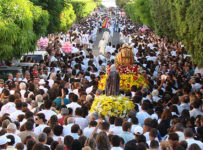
[93,30,120,56]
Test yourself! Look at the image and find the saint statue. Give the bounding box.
[105,65,120,96]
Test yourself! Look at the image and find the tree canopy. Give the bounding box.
[0,0,98,60]
[0,0,49,60]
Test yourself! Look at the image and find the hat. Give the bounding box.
[134,126,143,135]
[39,79,46,85]
[152,90,159,96]
[86,86,93,95]
[0,135,11,145]
[0,79,4,84]
[61,108,69,115]
[7,123,17,131]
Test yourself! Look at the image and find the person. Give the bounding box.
[18,121,38,142]
[105,65,120,96]
[5,123,21,146]
[119,122,134,144]
[110,135,123,150]
[184,128,203,149]
[98,38,106,55]
[103,30,111,44]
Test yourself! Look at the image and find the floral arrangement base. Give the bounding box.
[89,95,135,118]
[98,65,148,91]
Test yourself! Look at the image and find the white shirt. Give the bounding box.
[110,126,123,135]
[111,147,123,150]
[136,111,151,126]
[53,135,64,142]
[66,102,81,116]
[34,124,48,135]
[10,110,25,122]
[131,125,142,134]
[39,109,57,121]
[5,133,22,146]
[189,108,203,118]
[63,123,74,136]
[0,102,16,117]
[70,133,80,139]
[83,127,95,138]
[74,117,88,130]
[185,138,203,150]
[144,132,150,141]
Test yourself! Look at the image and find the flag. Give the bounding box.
[102,17,110,29]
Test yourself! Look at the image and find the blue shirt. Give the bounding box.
[120,131,134,144]
[54,97,71,107]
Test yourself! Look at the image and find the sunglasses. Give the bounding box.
[35,118,40,121]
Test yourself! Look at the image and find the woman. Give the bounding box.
[96,132,110,150]
[48,115,58,129]
[34,113,48,135]
[158,109,172,138]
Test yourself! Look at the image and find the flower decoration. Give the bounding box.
[62,42,72,53]
[90,95,134,118]
[37,37,49,51]
[98,65,148,91]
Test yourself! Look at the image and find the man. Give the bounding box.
[168,133,179,149]
[66,94,81,116]
[0,79,4,94]
[83,121,97,138]
[103,30,110,44]
[5,123,21,146]
[58,108,69,126]
[105,65,120,96]
[143,118,153,141]
[39,100,57,121]
[136,102,151,126]
[74,108,88,130]
[119,122,134,144]
[184,128,203,149]
[10,100,25,122]
[63,117,75,136]
[111,135,123,150]
[110,118,123,135]
[98,38,106,55]
[18,121,38,142]
[22,71,30,83]
[0,95,16,117]
[38,133,49,149]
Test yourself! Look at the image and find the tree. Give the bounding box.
[0,0,49,60]
[59,2,76,32]
[69,0,97,20]
[30,0,64,33]
[124,2,142,25]
[150,0,176,39]
[184,0,203,66]
[134,0,154,27]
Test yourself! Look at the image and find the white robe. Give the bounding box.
[98,39,106,55]
[103,31,110,44]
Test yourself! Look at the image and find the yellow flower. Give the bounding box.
[90,95,135,118]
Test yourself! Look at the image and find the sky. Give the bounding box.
[102,0,117,8]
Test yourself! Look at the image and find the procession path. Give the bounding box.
[93,30,120,56]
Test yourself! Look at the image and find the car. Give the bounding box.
[0,66,22,81]
[21,51,48,62]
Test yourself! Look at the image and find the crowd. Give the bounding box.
[0,7,203,150]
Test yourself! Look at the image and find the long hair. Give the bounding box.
[161,109,172,121]
[96,132,110,150]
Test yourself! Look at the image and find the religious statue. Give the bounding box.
[105,65,120,96]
